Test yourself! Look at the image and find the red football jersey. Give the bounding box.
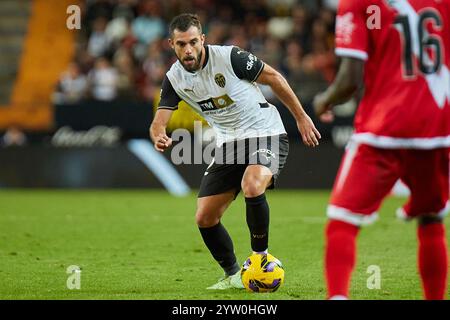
[335,0,450,149]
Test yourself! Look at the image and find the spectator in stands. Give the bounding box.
[1,126,27,147]
[131,0,164,45]
[139,40,166,101]
[290,5,310,50]
[53,62,88,104]
[112,48,137,98]
[282,39,303,78]
[205,21,227,45]
[84,0,114,34]
[303,19,336,83]
[298,0,320,12]
[261,37,283,69]
[319,7,336,33]
[112,0,137,20]
[105,16,132,48]
[104,0,136,50]
[323,0,338,10]
[87,16,111,58]
[88,57,119,101]
[71,0,337,106]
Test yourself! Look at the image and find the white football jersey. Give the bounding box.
[159,45,286,146]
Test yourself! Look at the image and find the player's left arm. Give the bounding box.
[312,57,365,122]
[256,64,321,147]
[230,46,320,147]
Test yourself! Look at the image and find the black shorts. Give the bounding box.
[198,134,289,198]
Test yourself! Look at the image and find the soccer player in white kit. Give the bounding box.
[150,14,321,289]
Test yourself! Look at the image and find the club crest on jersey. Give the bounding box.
[214,73,226,88]
[198,94,234,112]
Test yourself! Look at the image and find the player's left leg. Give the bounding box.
[417,216,448,300]
[398,148,450,300]
[241,164,273,253]
[197,150,247,289]
[240,134,289,254]
[196,190,240,277]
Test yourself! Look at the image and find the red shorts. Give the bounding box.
[328,143,450,226]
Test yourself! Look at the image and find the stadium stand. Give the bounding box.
[68,0,337,105]
[0,0,31,106]
[0,0,352,189]
[1,0,343,138]
[0,0,78,131]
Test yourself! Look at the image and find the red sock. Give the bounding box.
[325,219,359,299]
[418,223,448,300]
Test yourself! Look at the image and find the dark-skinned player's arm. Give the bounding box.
[256,64,322,147]
[313,57,365,122]
[149,109,174,152]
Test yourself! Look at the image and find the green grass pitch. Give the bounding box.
[0,190,448,300]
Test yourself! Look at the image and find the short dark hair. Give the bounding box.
[169,13,202,37]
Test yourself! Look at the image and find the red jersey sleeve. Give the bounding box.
[335,0,369,61]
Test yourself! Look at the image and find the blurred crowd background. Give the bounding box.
[54,0,338,106]
[0,0,355,189]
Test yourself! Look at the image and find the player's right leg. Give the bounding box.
[196,191,241,278]
[196,155,247,290]
[325,143,400,300]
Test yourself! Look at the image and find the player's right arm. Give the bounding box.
[149,75,181,152]
[150,109,174,152]
[313,57,364,121]
[229,46,321,147]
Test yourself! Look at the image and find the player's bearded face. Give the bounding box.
[180,50,202,72]
[171,27,205,72]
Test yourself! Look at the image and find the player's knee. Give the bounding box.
[241,177,265,198]
[195,209,220,228]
